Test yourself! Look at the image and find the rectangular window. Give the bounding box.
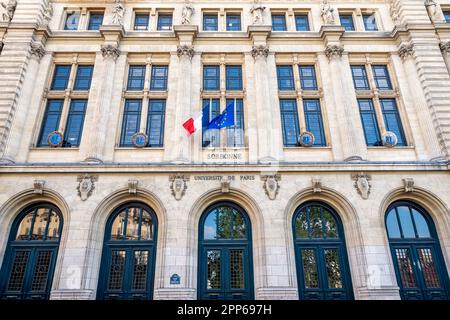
[444,11,450,23]
[372,65,392,90]
[280,99,300,147]
[73,65,94,91]
[276,66,295,91]
[134,13,150,30]
[351,65,370,90]
[380,99,406,146]
[203,14,218,31]
[295,14,310,31]
[339,14,355,31]
[64,12,80,30]
[227,99,245,147]
[150,66,168,91]
[363,14,378,31]
[51,65,72,91]
[299,66,318,90]
[120,100,142,147]
[202,99,221,147]
[226,14,241,31]
[38,100,64,147]
[226,66,243,91]
[64,99,87,147]
[203,66,220,91]
[357,99,381,146]
[146,100,166,147]
[272,14,287,31]
[157,14,173,31]
[303,99,326,146]
[127,65,146,91]
[88,13,104,30]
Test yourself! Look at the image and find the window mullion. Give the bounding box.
[373,95,387,135]
[297,95,306,133]
[58,97,72,134]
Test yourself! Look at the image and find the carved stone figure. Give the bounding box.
[352,173,371,200]
[34,180,45,194]
[1,0,17,22]
[424,0,439,22]
[181,0,195,25]
[250,0,266,25]
[312,178,322,193]
[111,0,125,25]
[403,178,415,193]
[40,0,54,27]
[169,174,189,200]
[261,174,281,200]
[77,174,98,201]
[320,0,336,25]
[389,0,400,26]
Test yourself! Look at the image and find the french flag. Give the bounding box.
[182,110,203,136]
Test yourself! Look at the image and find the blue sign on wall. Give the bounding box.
[170,274,180,285]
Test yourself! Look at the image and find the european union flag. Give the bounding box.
[207,100,235,130]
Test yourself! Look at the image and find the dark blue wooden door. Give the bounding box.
[97,203,157,300]
[293,202,353,300]
[198,202,254,300]
[386,202,449,300]
[0,204,63,300]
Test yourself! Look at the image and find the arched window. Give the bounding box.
[0,203,63,300]
[97,203,158,300]
[293,202,353,300]
[198,202,254,300]
[386,201,449,300]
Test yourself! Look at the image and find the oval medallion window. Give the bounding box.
[198,202,254,300]
[386,201,450,300]
[293,202,353,300]
[97,203,158,300]
[0,203,63,300]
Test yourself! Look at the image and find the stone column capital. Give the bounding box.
[325,44,344,60]
[440,41,450,53]
[29,42,46,61]
[177,44,195,60]
[398,43,415,60]
[101,44,120,61]
[251,45,269,60]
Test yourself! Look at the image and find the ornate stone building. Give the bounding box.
[0,0,450,300]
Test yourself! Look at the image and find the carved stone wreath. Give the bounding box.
[77,174,98,201]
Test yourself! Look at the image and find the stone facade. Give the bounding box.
[0,0,450,300]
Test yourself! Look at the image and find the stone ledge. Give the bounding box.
[154,288,197,300]
[256,287,298,300]
[356,286,401,300]
[50,289,94,300]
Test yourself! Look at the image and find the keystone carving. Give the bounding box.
[352,173,372,200]
[312,178,322,193]
[77,174,98,201]
[34,180,45,194]
[101,44,120,60]
[251,45,269,59]
[403,178,415,193]
[128,179,138,194]
[325,44,344,60]
[169,174,189,200]
[261,174,281,200]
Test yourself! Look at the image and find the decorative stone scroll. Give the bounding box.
[251,45,269,59]
[30,42,46,61]
[398,43,414,60]
[261,174,281,200]
[177,45,195,60]
[351,173,372,200]
[169,174,189,200]
[77,174,98,201]
[325,44,344,60]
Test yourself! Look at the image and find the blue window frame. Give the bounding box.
[295,14,310,31]
[272,14,287,31]
[299,65,318,90]
[97,203,158,300]
[444,11,450,23]
[226,99,245,147]
[38,100,64,147]
[51,65,71,91]
[303,99,326,146]
[73,65,94,91]
[203,66,220,91]
[0,203,63,300]
[203,14,218,31]
[134,13,150,30]
[372,65,392,90]
[127,65,146,91]
[146,100,166,147]
[63,99,87,147]
[226,14,241,31]
[157,14,173,31]
[386,201,450,300]
[202,99,221,147]
[363,14,378,31]
[357,99,381,146]
[198,202,254,300]
[150,66,168,91]
[340,14,355,31]
[276,66,295,91]
[380,99,406,146]
[64,12,80,30]
[351,65,370,90]
[280,99,300,147]
[293,202,354,300]
[88,13,104,30]
[120,100,142,147]
[226,66,242,91]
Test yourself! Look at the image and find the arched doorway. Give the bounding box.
[293,201,353,300]
[198,202,254,300]
[386,201,449,300]
[0,203,63,299]
[97,202,158,300]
